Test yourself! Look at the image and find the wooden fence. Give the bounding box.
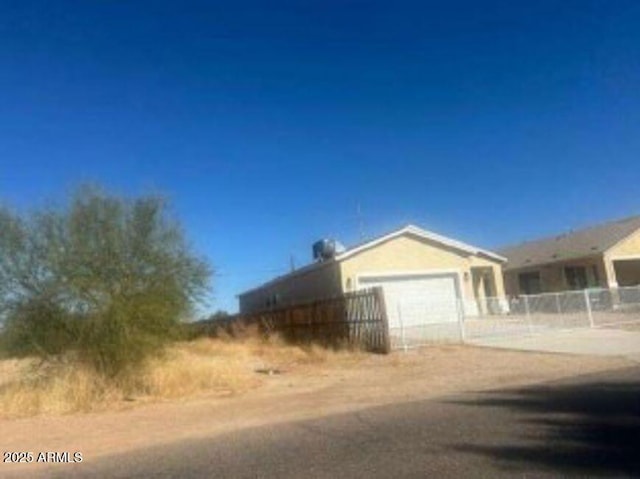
[190,288,390,354]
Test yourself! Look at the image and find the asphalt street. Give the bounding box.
[25,366,640,478]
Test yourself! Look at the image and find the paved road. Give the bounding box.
[24,367,640,478]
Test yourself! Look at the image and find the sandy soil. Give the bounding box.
[0,345,633,475]
[601,321,640,331]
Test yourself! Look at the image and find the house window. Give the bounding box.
[564,266,588,290]
[518,271,541,295]
[591,265,600,287]
[265,293,281,308]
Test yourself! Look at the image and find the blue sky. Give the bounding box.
[1,1,639,313]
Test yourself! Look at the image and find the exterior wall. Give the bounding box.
[469,257,506,298]
[605,229,640,287]
[503,270,520,297]
[338,234,506,302]
[238,261,342,314]
[503,255,607,296]
[607,229,640,258]
[472,270,487,299]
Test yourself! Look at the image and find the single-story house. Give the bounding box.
[238,224,507,329]
[499,215,640,296]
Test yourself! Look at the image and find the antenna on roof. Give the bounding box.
[289,254,296,272]
[356,202,365,241]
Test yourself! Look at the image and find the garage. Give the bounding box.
[358,273,462,329]
[239,224,506,348]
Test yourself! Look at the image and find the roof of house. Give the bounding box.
[334,224,505,263]
[498,215,640,271]
[238,224,505,297]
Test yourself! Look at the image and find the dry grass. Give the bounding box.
[0,359,123,417]
[0,357,29,388]
[600,321,640,331]
[0,332,364,419]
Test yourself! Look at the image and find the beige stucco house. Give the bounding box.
[238,225,507,328]
[499,215,640,296]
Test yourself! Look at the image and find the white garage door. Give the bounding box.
[358,273,460,329]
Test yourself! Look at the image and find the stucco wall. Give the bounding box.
[607,229,640,258]
[599,229,640,287]
[238,261,342,314]
[503,256,607,295]
[469,257,506,298]
[338,234,506,301]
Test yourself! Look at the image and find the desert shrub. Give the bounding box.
[0,186,211,378]
[1,297,81,358]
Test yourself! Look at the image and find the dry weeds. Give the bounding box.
[0,333,365,419]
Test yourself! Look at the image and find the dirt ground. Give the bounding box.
[602,321,640,331]
[1,345,633,475]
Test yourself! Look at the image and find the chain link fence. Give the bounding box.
[390,285,640,350]
[388,297,464,350]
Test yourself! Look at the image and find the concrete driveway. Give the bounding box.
[470,328,640,362]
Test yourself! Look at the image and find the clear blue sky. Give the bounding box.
[1,1,639,314]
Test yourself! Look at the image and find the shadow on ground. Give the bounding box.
[449,368,640,475]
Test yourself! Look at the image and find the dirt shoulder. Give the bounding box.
[0,345,633,474]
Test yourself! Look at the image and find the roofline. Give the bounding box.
[334,224,507,263]
[602,223,640,257]
[237,259,335,298]
[238,224,505,297]
[498,214,640,271]
[498,214,640,256]
[501,252,604,272]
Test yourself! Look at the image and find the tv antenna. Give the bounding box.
[356,202,365,241]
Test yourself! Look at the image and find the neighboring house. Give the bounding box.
[238,225,507,329]
[499,215,640,296]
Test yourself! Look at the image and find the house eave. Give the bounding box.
[237,259,336,298]
[335,224,506,263]
[503,251,606,272]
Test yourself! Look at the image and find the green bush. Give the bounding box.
[0,186,211,378]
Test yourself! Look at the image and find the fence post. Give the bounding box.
[397,302,408,352]
[373,287,391,354]
[584,289,594,328]
[456,298,466,343]
[523,295,534,335]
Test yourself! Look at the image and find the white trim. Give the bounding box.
[355,268,462,285]
[336,225,506,263]
[355,268,465,299]
[610,254,640,261]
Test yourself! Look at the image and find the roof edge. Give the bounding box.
[237,259,335,298]
[335,224,506,263]
[498,214,640,270]
[238,224,506,298]
[498,214,640,255]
